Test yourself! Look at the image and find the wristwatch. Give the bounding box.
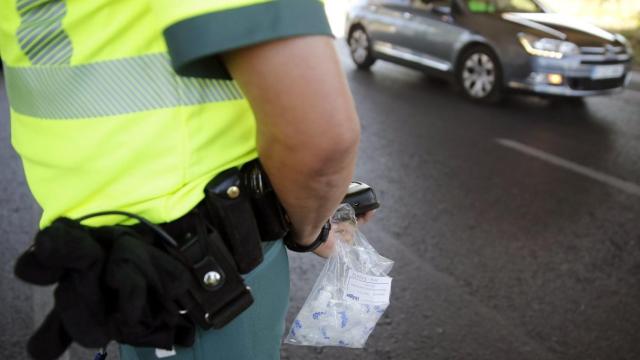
[283,220,331,253]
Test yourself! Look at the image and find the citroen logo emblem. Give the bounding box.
[605,44,616,56]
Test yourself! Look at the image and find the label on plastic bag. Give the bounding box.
[343,269,392,305]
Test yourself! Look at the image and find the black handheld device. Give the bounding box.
[342,181,380,216]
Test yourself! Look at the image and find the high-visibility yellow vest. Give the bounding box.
[0,0,331,227]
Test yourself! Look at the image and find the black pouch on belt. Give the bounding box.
[203,167,263,274]
[241,160,289,242]
[169,217,254,330]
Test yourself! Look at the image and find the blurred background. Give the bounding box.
[325,0,640,66]
[1,1,639,360]
[325,1,640,32]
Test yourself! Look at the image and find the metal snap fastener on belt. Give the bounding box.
[226,186,240,199]
[203,271,222,287]
[205,312,214,323]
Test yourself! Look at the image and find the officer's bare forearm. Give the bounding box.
[224,36,361,245]
[258,129,358,246]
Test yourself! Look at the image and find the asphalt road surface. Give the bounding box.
[1,42,639,360]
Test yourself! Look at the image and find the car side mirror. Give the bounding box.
[430,6,455,23]
[431,6,452,16]
[431,5,452,17]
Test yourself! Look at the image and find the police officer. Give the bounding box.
[1,0,362,359]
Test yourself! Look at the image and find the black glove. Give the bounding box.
[15,218,103,285]
[26,310,73,360]
[98,226,195,348]
[15,218,109,359]
[15,219,197,360]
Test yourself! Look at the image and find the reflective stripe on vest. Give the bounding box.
[5,54,244,119]
[16,0,73,66]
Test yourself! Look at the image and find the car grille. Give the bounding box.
[567,76,626,91]
[579,46,630,64]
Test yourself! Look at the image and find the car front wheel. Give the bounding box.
[348,26,376,70]
[457,46,503,103]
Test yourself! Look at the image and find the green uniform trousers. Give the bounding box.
[120,240,290,360]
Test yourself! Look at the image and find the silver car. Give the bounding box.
[346,0,634,102]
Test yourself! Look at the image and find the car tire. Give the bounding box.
[348,26,376,70]
[456,45,503,103]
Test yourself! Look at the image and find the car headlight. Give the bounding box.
[616,34,634,55]
[517,33,579,59]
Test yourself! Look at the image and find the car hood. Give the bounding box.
[500,12,619,45]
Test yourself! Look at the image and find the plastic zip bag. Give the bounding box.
[285,204,394,348]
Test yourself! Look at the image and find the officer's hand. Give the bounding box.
[312,210,376,258]
[357,210,376,225]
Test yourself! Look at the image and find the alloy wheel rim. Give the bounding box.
[349,29,369,64]
[462,53,496,98]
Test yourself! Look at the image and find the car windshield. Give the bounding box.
[466,0,543,13]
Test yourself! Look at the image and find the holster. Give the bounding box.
[203,166,264,274]
[241,160,289,241]
[171,159,289,329]
[165,217,254,330]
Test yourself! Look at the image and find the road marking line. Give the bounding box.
[496,138,640,196]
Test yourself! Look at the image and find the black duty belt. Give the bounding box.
[13,159,291,360]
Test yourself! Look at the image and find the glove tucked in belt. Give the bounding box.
[13,161,285,359]
[15,218,195,360]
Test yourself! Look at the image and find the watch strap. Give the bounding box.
[283,221,331,253]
